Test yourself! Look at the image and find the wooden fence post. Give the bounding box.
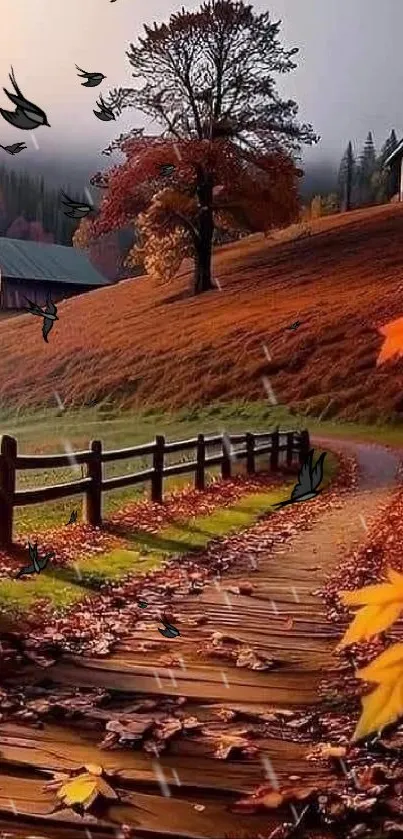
[286,432,294,467]
[0,435,16,547]
[270,428,280,471]
[195,433,205,491]
[246,432,255,475]
[221,433,231,480]
[152,435,165,502]
[85,440,102,526]
[299,429,311,464]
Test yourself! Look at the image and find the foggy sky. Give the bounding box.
[0,0,402,178]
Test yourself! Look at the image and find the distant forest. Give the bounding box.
[0,165,139,280]
[315,130,400,214]
[0,165,84,245]
[0,128,399,262]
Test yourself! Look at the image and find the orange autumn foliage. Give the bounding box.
[84,137,301,285]
[3,202,403,416]
[377,317,403,365]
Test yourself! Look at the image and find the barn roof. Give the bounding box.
[0,238,110,286]
[384,139,403,168]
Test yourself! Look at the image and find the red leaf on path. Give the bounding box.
[233,783,318,813]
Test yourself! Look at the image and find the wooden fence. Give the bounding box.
[0,428,310,547]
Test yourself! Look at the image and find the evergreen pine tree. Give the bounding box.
[357,132,377,206]
[338,141,356,211]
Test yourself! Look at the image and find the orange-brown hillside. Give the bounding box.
[3,202,403,421]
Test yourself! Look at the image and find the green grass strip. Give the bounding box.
[0,449,336,615]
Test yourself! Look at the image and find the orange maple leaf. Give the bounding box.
[377,317,403,365]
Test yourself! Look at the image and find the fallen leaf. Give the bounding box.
[55,767,118,811]
[233,783,317,813]
[202,728,254,760]
[235,646,275,670]
[317,744,347,759]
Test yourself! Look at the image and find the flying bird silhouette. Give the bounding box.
[25,296,59,343]
[273,450,327,510]
[0,141,26,155]
[61,191,93,219]
[15,542,55,579]
[286,320,302,331]
[159,163,175,177]
[66,510,78,525]
[75,66,106,88]
[93,94,115,122]
[0,68,50,130]
[158,619,180,639]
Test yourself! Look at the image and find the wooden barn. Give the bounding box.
[0,238,111,313]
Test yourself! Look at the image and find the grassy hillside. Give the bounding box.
[3,202,403,421]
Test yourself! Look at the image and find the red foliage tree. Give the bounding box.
[83,0,317,295]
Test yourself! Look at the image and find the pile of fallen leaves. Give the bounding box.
[232,758,403,838]
[0,471,289,581]
[108,470,289,534]
[322,459,403,613]
[0,448,355,674]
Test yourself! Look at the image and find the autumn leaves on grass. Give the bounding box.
[338,567,403,741]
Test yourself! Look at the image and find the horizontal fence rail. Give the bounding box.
[0,428,310,547]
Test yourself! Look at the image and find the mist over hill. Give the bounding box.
[0,150,338,202]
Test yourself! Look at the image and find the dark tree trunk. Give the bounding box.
[193,170,214,295]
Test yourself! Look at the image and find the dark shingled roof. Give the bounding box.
[0,238,110,286]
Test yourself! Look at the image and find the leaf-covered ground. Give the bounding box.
[0,440,390,839]
[1,441,401,839]
[1,204,403,421]
[0,470,296,616]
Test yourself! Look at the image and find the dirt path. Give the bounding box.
[0,439,399,839]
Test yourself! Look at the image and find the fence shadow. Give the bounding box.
[0,428,310,548]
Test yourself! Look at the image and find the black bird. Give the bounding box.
[76,66,106,88]
[66,510,78,525]
[0,141,26,155]
[286,320,302,331]
[93,94,115,122]
[159,163,175,177]
[273,450,327,510]
[61,190,93,219]
[158,619,180,639]
[25,296,59,343]
[15,542,55,579]
[0,67,50,130]
[137,600,148,609]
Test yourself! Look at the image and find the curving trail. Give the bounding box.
[0,439,399,839]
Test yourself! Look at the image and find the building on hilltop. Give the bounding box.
[0,237,110,313]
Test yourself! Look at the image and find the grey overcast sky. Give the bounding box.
[0,0,402,171]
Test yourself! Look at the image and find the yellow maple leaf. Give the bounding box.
[56,766,118,811]
[353,677,403,741]
[357,642,403,685]
[337,568,403,648]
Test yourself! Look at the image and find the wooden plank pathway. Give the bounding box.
[0,440,399,839]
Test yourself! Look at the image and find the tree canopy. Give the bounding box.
[81,0,318,294]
